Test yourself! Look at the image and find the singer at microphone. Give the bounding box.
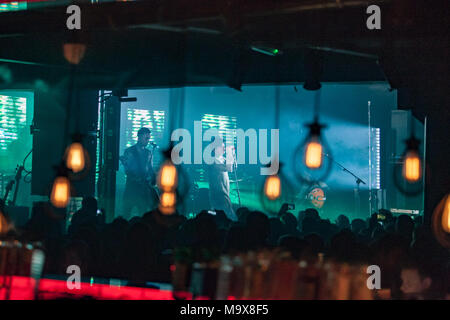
[150,142,159,149]
[206,139,238,221]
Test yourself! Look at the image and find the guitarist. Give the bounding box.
[120,127,158,219]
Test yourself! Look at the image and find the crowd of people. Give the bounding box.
[3,197,450,299]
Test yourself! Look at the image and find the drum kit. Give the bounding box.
[182,164,332,214]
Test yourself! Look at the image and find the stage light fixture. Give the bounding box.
[159,191,176,215]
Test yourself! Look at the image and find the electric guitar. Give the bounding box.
[119,156,160,200]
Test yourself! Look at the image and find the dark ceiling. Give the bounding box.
[0,0,448,92]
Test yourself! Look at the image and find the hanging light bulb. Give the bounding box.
[66,142,85,173]
[264,174,281,200]
[159,191,176,215]
[50,176,71,208]
[402,137,422,182]
[440,195,450,234]
[293,120,332,184]
[394,135,423,195]
[0,210,9,235]
[305,135,323,169]
[50,163,71,208]
[432,194,450,249]
[157,160,178,192]
[260,162,297,215]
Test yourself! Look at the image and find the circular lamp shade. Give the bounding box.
[292,123,332,184]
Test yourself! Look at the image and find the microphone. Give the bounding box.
[150,142,159,149]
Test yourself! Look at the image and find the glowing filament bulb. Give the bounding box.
[50,176,71,208]
[158,161,178,192]
[264,175,281,200]
[402,151,421,182]
[305,140,323,169]
[66,142,85,173]
[0,211,8,234]
[159,192,176,215]
[442,197,450,234]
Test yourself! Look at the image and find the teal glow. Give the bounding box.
[0,1,27,12]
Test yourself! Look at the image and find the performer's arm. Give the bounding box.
[120,149,139,178]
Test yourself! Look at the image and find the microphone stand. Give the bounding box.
[324,153,366,216]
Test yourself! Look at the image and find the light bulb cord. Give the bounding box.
[313,90,321,122]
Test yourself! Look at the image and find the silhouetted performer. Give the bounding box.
[120,127,158,219]
[207,140,237,221]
